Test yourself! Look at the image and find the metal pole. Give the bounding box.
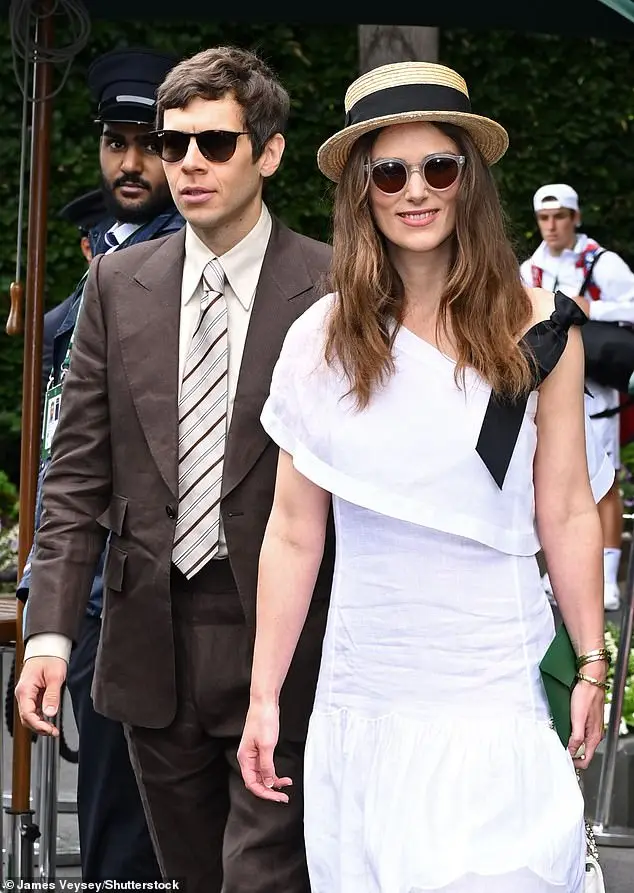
[0,647,4,884]
[9,0,55,878]
[36,727,58,879]
[31,732,41,842]
[590,519,634,845]
[7,813,39,881]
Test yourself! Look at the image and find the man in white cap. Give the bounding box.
[521,183,634,610]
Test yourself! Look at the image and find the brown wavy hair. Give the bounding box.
[156,46,290,160]
[325,123,535,408]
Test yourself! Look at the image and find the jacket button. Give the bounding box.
[165,504,177,519]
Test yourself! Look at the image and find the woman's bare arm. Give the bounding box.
[250,449,331,703]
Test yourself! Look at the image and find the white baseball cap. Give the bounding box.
[533,183,579,213]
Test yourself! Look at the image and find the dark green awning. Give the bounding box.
[597,0,634,22]
[3,1,634,39]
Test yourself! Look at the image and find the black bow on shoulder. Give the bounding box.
[475,291,588,489]
[524,290,588,385]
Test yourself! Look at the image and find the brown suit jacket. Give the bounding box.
[26,217,335,738]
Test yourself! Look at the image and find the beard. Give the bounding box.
[101,173,174,224]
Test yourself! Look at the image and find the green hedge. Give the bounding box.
[1,22,634,486]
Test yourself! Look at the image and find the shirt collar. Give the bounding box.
[107,221,142,249]
[534,232,588,266]
[573,233,588,254]
[182,204,272,310]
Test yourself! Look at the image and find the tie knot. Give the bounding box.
[104,230,119,249]
[201,259,225,305]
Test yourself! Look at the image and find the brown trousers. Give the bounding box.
[125,561,310,893]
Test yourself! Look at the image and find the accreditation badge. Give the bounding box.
[41,383,63,460]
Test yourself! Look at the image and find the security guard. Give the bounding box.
[59,187,107,262]
[40,189,108,408]
[18,48,184,881]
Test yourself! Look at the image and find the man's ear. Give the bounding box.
[259,133,285,180]
[80,236,93,263]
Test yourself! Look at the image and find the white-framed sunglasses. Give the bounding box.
[365,153,466,194]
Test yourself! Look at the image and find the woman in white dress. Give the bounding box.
[237,62,608,893]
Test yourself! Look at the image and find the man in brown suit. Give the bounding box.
[16,46,334,893]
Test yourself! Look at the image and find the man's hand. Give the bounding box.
[571,294,591,316]
[15,656,67,736]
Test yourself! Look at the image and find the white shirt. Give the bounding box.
[104,221,141,251]
[519,234,634,322]
[25,205,272,663]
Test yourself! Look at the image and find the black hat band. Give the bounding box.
[345,83,471,128]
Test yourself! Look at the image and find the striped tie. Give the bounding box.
[172,258,228,578]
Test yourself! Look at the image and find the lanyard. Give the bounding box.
[58,270,90,383]
[42,269,90,399]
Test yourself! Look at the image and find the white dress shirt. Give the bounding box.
[25,204,273,662]
[104,221,141,251]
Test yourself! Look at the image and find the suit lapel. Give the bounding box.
[113,221,321,501]
[222,219,318,498]
[113,229,185,498]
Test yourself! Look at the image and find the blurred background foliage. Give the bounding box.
[1,22,634,490]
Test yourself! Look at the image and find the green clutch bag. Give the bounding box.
[539,623,577,747]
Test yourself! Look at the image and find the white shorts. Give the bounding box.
[585,380,620,471]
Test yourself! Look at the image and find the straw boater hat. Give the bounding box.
[317,61,509,183]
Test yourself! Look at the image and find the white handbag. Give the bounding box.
[585,822,606,893]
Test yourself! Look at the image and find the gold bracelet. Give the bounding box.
[576,672,610,692]
[577,649,611,670]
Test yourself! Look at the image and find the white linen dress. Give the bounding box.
[260,292,601,893]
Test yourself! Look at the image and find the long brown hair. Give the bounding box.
[325,123,534,408]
